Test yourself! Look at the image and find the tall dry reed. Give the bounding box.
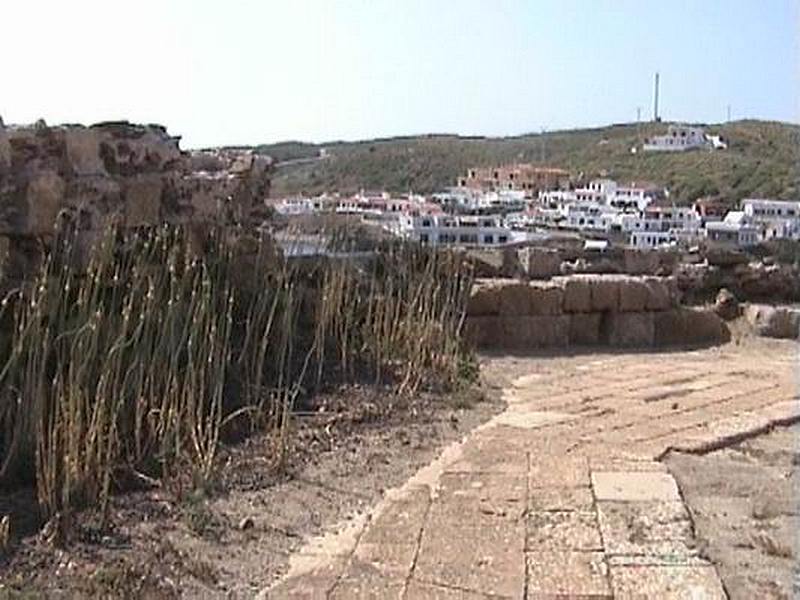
[0,224,473,518]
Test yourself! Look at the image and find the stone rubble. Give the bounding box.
[744,304,800,339]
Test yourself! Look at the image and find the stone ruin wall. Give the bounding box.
[464,275,730,350]
[0,119,273,281]
[469,244,800,305]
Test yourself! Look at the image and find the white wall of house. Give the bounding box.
[629,231,674,249]
[706,224,759,247]
[643,125,707,152]
[741,199,800,241]
[398,215,522,247]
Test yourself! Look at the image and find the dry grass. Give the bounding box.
[0,224,473,519]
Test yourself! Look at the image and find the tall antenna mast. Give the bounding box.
[727,104,731,122]
[636,107,642,146]
[653,72,660,122]
[540,127,546,163]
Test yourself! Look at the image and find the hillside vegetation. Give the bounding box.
[259,120,799,204]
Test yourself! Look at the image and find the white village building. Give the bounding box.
[741,199,800,241]
[394,214,526,247]
[643,124,710,152]
[705,211,760,247]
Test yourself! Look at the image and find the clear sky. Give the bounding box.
[1,0,797,148]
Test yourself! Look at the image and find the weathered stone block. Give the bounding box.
[519,315,570,348]
[744,304,800,339]
[618,277,650,312]
[123,174,163,226]
[569,313,601,345]
[25,170,65,234]
[0,122,10,172]
[558,276,591,313]
[643,276,673,311]
[602,311,654,347]
[64,128,105,176]
[527,248,562,279]
[529,281,563,315]
[589,275,620,312]
[497,281,533,316]
[653,308,729,346]
[623,249,660,275]
[466,279,502,316]
[462,316,501,348]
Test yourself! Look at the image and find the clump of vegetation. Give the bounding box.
[0,224,474,519]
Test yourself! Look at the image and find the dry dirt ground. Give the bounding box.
[2,336,797,599]
[0,384,503,599]
[666,425,800,600]
[271,335,798,599]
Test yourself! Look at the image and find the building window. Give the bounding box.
[483,234,494,244]
[419,234,429,243]
[498,235,508,243]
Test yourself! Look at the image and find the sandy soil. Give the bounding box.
[666,424,800,600]
[0,383,503,599]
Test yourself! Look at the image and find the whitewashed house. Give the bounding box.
[629,231,676,249]
[564,203,618,232]
[706,211,759,247]
[621,206,702,249]
[396,214,524,247]
[741,199,800,240]
[643,125,708,152]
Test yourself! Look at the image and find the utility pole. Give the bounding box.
[540,127,546,163]
[727,104,731,123]
[653,72,660,122]
[636,107,642,141]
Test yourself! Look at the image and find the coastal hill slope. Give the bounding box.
[258,120,799,204]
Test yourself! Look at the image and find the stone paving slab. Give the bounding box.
[436,471,527,504]
[530,456,590,488]
[526,551,611,598]
[414,521,525,598]
[360,485,430,545]
[597,501,697,561]
[592,471,681,502]
[270,345,798,598]
[526,510,603,551]
[528,486,594,512]
[329,565,406,600]
[405,580,493,599]
[352,542,418,578]
[609,565,727,599]
[267,558,346,598]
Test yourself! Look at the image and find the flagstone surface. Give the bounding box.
[267,341,798,599]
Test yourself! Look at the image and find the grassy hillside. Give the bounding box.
[258,120,799,204]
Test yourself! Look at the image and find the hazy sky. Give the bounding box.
[2,0,797,147]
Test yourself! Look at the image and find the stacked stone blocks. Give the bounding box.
[465,275,729,349]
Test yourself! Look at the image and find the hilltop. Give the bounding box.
[259,120,799,204]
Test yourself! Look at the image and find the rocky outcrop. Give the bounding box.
[744,304,800,339]
[463,275,728,350]
[677,261,800,304]
[0,119,273,280]
[713,288,740,321]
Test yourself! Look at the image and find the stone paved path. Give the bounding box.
[267,342,798,599]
